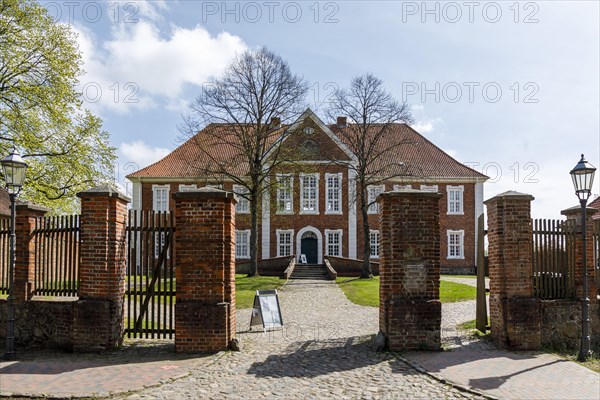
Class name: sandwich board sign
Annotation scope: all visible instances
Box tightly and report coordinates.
[249,289,283,331]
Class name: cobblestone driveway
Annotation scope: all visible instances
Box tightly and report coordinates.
[123,280,483,400]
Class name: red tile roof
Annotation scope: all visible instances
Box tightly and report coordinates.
[128,117,487,181]
[589,196,600,219]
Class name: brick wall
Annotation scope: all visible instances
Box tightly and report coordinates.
[485,191,541,350]
[378,189,442,351]
[73,186,130,352]
[173,188,236,353]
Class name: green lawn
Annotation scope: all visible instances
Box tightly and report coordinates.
[336,276,477,307]
[235,274,284,308]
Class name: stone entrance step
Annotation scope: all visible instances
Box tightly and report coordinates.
[290,264,330,280]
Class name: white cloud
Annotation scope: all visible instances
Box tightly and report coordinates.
[118,140,171,169]
[74,17,247,114]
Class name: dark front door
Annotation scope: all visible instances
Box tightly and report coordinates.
[301,237,318,264]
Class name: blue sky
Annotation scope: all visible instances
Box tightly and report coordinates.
[42,0,599,218]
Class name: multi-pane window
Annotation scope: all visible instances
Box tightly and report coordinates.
[370,230,380,258]
[236,230,250,259]
[300,174,319,213]
[153,185,169,212]
[233,185,250,214]
[420,184,439,192]
[276,175,293,213]
[277,230,293,257]
[447,230,465,259]
[326,173,342,214]
[447,186,464,215]
[325,229,342,257]
[367,185,385,214]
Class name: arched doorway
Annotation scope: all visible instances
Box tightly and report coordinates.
[300,231,318,264]
[296,226,323,264]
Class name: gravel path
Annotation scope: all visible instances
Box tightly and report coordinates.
[122,280,484,400]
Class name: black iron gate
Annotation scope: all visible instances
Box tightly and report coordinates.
[125,210,175,339]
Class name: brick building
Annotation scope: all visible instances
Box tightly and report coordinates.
[127,109,488,274]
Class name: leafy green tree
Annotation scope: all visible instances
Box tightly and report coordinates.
[0,0,115,213]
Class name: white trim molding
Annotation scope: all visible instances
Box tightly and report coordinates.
[420,184,439,193]
[348,168,357,259]
[296,226,323,264]
[474,182,484,261]
[132,181,142,210]
[261,177,270,260]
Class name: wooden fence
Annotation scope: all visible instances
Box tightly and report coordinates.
[532,218,576,299]
[33,215,80,297]
[125,210,175,339]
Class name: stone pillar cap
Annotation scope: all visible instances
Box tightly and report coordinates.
[15,201,50,213]
[561,205,598,217]
[484,190,534,205]
[77,184,131,202]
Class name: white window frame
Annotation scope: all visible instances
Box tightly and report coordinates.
[276,174,293,214]
[233,185,250,214]
[178,184,197,192]
[370,230,380,258]
[367,185,385,214]
[276,229,294,257]
[300,173,319,214]
[393,184,412,191]
[152,184,169,212]
[420,184,439,193]
[447,230,465,259]
[325,229,343,257]
[325,173,343,215]
[236,229,250,259]
[447,185,464,215]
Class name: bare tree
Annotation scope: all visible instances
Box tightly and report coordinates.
[326,74,414,278]
[180,48,307,277]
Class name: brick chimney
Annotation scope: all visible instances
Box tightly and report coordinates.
[270,117,281,127]
[337,116,347,128]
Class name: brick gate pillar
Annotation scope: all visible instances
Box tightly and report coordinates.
[173,188,236,353]
[14,203,49,301]
[378,189,442,351]
[73,186,130,352]
[485,191,540,350]
[561,206,599,300]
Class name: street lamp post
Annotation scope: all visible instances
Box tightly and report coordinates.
[1,150,28,360]
[569,154,596,362]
